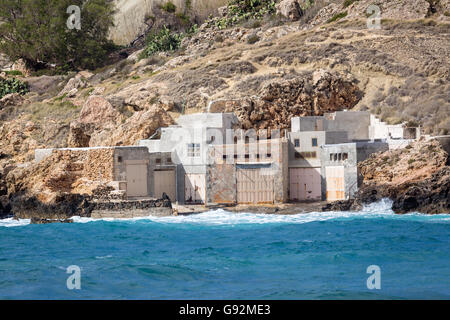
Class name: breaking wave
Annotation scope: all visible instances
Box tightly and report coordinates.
[0,217,30,228]
[1,199,449,228]
[71,198,449,226]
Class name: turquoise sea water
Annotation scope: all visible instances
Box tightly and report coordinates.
[0,200,449,300]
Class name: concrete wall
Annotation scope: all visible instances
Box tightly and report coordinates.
[320,143,358,200]
[207,139,289,205]
[320,141,389,200]
[325,111,371,141]
[291,111,371,141]
[355,141,389,163]
[288,131,348,168]
[288,131,325,168]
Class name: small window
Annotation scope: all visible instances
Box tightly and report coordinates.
[294,139,300,147]
[187,143,200,157]
[312,138,318,147]
[266,153,272,158]
[210,136,215,142]
[167,157,172,164]
[338,154,342,161]
[245,136,250,144]
[329,154,333,161]
[223,155,227,160]
[234,154,238,159]
[117,156,123,163]
[234,136,238,144]
[334,154,338,161]
[256,154,261,159]
[311,151,317,158]
[343,153,348,160]
[245,154,250,159]
[155,158,161,164]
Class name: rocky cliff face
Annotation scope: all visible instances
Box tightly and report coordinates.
[324,139,450,214]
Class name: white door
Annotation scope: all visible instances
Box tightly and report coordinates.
[126,164,148,197]
[185,174,206,204]
[325,166,345,201]
[237,168,274,204]
[154,170,176,201]
[289,168,321,201]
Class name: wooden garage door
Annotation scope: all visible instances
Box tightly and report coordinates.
[237,168,274,204]
[126,164,148,197]
[154,170,176,201]
[185,174,206,204]
[326,166,345,201]
[289,168,321,201]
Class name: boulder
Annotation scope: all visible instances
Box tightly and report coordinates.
[59,74,87,97]
[0,93,24,108]
[78,96,121,125]
[88,104,174,147]
[67,122,95,148]
[276,0,303,21]
[11,59,30,77]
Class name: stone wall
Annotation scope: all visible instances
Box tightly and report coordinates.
[84,149,115,182]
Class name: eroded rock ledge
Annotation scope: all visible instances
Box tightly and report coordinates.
[324,138,450,214]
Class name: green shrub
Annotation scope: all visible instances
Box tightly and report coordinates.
[327,11,348,23]
[140,26,185,58]
[206,0,277,30]
[3,70,23,76]
[343,0,358,8]
[0,77,29,99]
[247,34,260,44]
[161,1,177,13]
[0,0,116,71]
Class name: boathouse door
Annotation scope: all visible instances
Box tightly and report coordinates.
[236,165,274,204]
[325,166,345,201]
[154,170,176,201]
[184,174,206,204]
[289,168,321,201]
[126,163,148,197]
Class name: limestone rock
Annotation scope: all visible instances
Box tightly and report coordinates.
[0,93,24,108]
[222,70,361,130]
[0,54,12,70]
[276,0,303,21]
[67,122,95,148]
[11,59,30,77]
[59,74,87,97]
[356,139,450,214]
[89,104,174,147]
[79,96,122,125]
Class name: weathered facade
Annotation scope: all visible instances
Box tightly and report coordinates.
[140,113,240,204]
[33,111,421,208]
[320,141,389,201]
[207,138,289,205]
[34,146,175,200]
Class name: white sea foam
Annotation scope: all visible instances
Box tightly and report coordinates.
[2,199,448,228]
[70,199,450,226]
[0,217,30,228]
